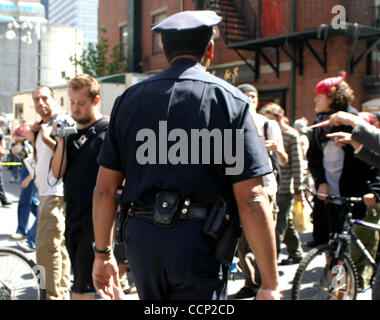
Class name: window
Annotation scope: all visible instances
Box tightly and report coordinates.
[15,103,24,119]
[120,24,128,60]
[152,12,166,55]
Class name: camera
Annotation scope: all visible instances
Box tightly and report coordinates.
[50,113,77,137]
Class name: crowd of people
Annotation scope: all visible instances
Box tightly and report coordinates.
[1,10,380,301]
[234,73,380,300]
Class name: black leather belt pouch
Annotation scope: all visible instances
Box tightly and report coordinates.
[153,191,180,228]
[202,199,227,239]
[214,223,241,265]
[114,186,129,243]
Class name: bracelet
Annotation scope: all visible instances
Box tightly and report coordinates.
[92,243,112,254]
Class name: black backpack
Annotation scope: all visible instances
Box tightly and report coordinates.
[264,121,281,186]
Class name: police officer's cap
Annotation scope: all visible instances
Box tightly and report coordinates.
[151,10,222,33]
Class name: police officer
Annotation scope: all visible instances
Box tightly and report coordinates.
[92,10,280,300]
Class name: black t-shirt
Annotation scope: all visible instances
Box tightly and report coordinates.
[64,117,108,227]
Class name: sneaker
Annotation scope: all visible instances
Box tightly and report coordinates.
[234,286,258,299]
[9,177,18,183]
[17,240,35,253]
[279,256,302,265]
[10,233,25,240]
[124,285,137,294]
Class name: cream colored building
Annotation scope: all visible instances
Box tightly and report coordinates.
[12,73,150,127]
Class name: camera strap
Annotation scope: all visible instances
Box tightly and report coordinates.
[73,119,108,150]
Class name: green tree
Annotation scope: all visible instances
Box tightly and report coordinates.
[62,27,126,80]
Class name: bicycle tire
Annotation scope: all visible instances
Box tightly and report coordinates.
[292,244,358,300]
[0,248,46,300]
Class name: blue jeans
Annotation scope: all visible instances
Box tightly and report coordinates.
[15,165,39,248]
[11,155,21,179]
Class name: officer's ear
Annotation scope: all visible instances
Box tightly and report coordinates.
[164,51,170,63]
[205,40,215,60]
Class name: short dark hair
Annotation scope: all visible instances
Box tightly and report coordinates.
[69,73,100,101]
[259,103,284,119]
[33,85,55,99]
[161,27,214,61]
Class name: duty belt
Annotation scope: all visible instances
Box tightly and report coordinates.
[128,204,209,220]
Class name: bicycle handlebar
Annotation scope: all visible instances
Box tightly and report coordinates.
[305,188,363,204]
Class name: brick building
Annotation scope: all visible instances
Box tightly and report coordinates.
[98,0,380,123]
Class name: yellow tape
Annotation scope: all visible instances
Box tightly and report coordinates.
[0,162,22,166]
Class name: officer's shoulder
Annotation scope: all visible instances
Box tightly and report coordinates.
[121,68,249,104]
[203,72,250,103]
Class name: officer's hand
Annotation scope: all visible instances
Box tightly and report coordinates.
[255,288,282,300]
[92,254,120,300]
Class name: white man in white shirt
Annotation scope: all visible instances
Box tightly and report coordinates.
[32,86,71,300]
[234,83,288,299]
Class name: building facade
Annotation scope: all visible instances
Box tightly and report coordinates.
[48,0,98,48]
[0,0,46,114]
[0,0,82,114]
[99,0,380,123]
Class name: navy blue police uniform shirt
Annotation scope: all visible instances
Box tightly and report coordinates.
[98,58,272,205]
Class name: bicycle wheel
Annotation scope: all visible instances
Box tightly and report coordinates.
[292,244,358,300]
[0,248,46,300]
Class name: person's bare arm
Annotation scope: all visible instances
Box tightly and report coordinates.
[20,174,33,189]
[50,136,67,179]
[92,166,124,300]
[0,138,6,158]
[40,124,56,150]
[233,176,280,300]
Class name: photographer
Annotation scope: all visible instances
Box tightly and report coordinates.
[32,86,71,300]
[50,74,110,300]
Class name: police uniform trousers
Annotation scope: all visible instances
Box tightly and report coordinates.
[124,215,229,300]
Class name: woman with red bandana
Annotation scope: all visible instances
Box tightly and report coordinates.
[307,72,376,247]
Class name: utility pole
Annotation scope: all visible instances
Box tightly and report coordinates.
[15,0,22,92]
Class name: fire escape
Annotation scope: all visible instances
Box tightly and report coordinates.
[205,0,380,81]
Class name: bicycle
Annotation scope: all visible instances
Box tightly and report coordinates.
[291,192,380,300]
[0,247,46,300]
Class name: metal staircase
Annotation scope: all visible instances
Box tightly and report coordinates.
[206,0,253,45]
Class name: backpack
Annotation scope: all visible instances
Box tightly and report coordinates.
[264,121,281,186]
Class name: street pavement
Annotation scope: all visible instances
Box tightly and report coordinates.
[0,165,373,300]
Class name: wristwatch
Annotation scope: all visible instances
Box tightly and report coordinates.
[92,242,112,254]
